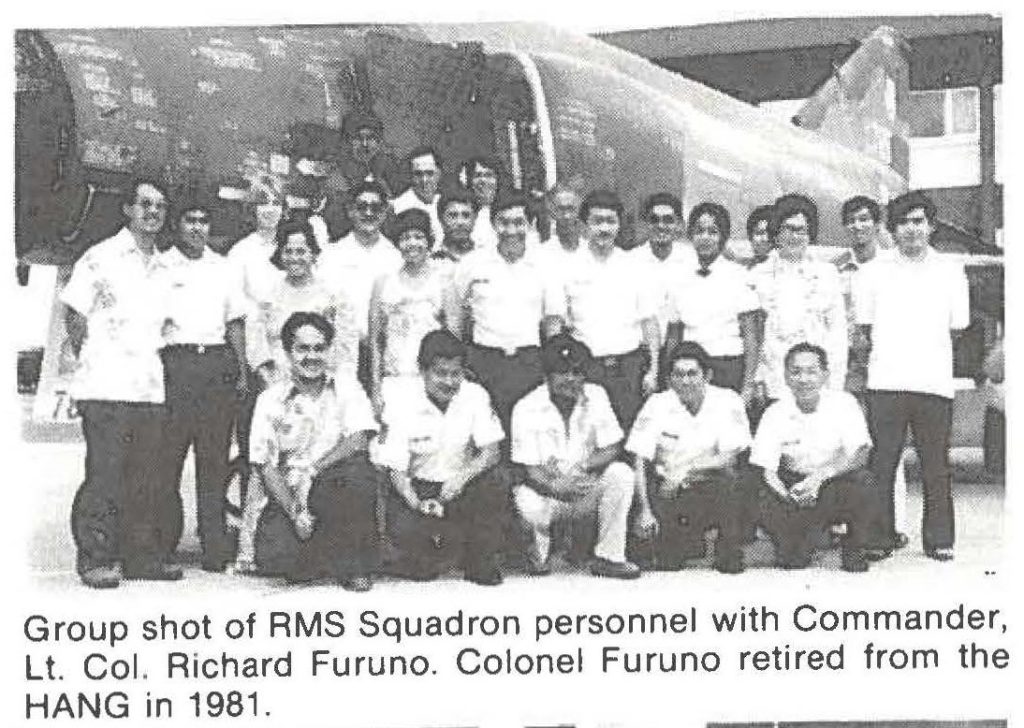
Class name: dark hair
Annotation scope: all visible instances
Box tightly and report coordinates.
[886,190,937,234]
[437,184,480,217]
[686,202,731,243]
[121,176,169,210]
[393,208,434,244]
[784,342,828,371]
[547,182,582,203]
[745,205,774,239]
[417,329,467,370]
[173,190,213,222]
[841,195,881,225]
[463,154,502,181]
[579,189,624,223]
[348,179,389,205]
[642,192,683,219]
[270,219,320,269]
[341,109,384,139]
[490,190,535,223]
[281,311,335,352]
[665,341,713,376]
[770,193,818,242]
[407,145,441,169]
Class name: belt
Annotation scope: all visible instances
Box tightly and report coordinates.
[474,342,539,358]
[162,343,229,355]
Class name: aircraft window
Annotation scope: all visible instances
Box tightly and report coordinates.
[908,90,944,138]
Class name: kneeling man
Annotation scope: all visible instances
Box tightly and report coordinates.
[373,330,510,585]
[751,342,874,572]
[627,342,750,573]
[512,334,640,579]
[248,312,380,590]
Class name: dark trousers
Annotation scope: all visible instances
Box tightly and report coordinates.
[466,344,543,434]
[160,345,239,568]
[758,467,874,563]
[707,354,745,394]
[867,390,954,550]
[587,347,648,430]
[255,453,380,579]
[649,467,744,566]
[387,465,511,570]
[71,400,170,572]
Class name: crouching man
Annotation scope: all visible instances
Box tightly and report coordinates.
[511,334,640,579]
[750,342,874,572]
[373,330,510,586]
[627,342,750,573]
[248,312,380,590]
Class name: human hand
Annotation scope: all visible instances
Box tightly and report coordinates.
[632,507,659,540]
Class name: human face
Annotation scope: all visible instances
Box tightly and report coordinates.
[178,209,210,257]
[549,190,581,237]
[893,207,933,258]
[255,202,284,232]
[493,205,529,258]
[750,219,771,259]
[410,154,440,202]
[777,212,811,262]
[398,228,431,268]
[690,212,724,261]
[123,183,167,236]
[547,369,585,403]
[350,127,382,162]
[668,356,709,407]
[280,232,316,280]
[423,356,464,407]
[584,206,620,252]
[440,201,476,242]
[471,164,498,206]
[287,325,330,381]
[845,206,878,251]
[648,203,680,246]
[784,350,826,406]
[349,192,386,235]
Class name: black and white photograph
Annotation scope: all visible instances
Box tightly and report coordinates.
[13,14,1005,593]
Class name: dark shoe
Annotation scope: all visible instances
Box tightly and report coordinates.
[341,575,373,592]
[713,556,746,575]
[201,558,228,573]
[841,549,870,573]
[124,561,183,581]
[894,532,910,550]
[80,564,122,589]
[525,555,552,576]
[590,557,641,580]
[863,547,893,562]
[465,565,504,586]
[925,547,955,562]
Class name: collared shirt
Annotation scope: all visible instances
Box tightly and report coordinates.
[512,383,623,468]
[562,243,657,357]
[373,377,504,482]
[318,232,402,339]
[838,247,898,363]
[750,390,870,476]
[376,264,448,376]
[628,241,699,341]
[59,227,166,403]
[249,376,378,468]
[751,255,847,399]
[668,256,758,358]
[626,386,751,484]
[453,246,566,351]
[471,207,498,250]
[392,188,444,245]
[853,249,969,399]
[155,248,246,346]
[226,231,282,306]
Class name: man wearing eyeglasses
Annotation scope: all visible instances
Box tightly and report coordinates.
[155,193,249,573]
[60,177,178,588]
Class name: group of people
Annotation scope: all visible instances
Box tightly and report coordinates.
[60,113,970,590]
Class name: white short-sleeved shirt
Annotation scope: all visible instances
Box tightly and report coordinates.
[376,265,447,376]
[59,228,166,403]
[373,377,504,482]
[226,231,282,306]
[155,248,246,346]
[249,377,378,468]
[626,386,751,484]
[854,250,970,399]
[750,390,871,475]
[512,383,623,468]
[318,233,402,339]
[471,207,498,250]
[628,241,699,341]
[668,255,758,358]
[392,188,444,245]
[562,244,657,357]
[453,247,567,351]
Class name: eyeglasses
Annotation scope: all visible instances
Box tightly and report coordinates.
[649,214,677,225]
[780,223,810,236]
[354,201,384,214]
[183,214,210,224]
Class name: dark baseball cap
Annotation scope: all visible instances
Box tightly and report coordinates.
[541,334,591,374]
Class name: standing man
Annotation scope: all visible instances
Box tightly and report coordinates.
[392,146,444,244]
[448,191,566,431]
[61,177,179,587]
[373,330,510,585]
[156,194,248,572]
[463,156,502,250]
[855,191,969,561]
[248,312,380,590]
[750,343,874,572]
[512,334,641,579]
[627,342,751,573]
[562,190,660,429]
[431,185,480,266]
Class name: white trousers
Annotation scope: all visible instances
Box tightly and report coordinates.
[513,462,633,564]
